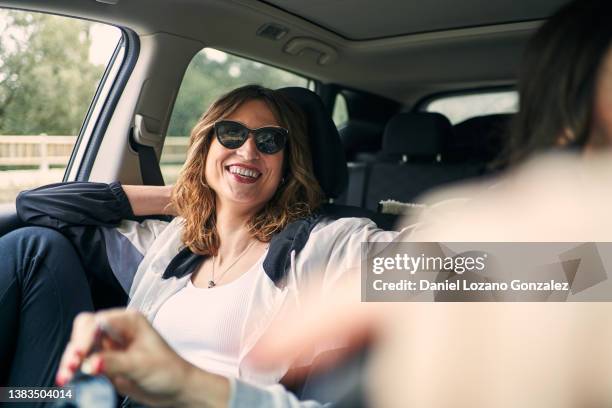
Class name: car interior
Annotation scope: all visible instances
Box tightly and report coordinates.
[0,0,569,232]
[0,0,573,405]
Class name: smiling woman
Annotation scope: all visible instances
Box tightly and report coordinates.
[174,86,323,257]
[1,84,410,407]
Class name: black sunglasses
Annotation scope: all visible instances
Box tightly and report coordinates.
[213,120,288,155]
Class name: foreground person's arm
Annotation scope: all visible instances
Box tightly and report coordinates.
[57,310,329,408]
[252,284,612,408]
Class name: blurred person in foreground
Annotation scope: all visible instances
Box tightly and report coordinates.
[260,1,612,407]
[56,0,612,407]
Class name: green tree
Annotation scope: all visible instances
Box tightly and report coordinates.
[167,50,308,137]
[0,10,104,135]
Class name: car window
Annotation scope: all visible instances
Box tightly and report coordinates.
[332,93,348,127]
[161,48,309,184]
[424,91,518,125]
[0,9,122,205]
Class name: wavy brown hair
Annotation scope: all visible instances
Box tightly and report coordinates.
[171,85,324,255]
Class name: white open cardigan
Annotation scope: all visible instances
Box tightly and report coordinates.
[123,215,405,407]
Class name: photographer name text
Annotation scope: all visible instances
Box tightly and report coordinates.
[372,279,570,292]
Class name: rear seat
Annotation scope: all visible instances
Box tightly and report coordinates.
[363,112,483,210]
[334,119,384,206]
[338,119,384,163]
[339,112,514,213]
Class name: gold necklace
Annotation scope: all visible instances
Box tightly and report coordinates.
[209,240,256,288]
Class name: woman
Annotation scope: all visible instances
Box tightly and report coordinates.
[1,85,400,406]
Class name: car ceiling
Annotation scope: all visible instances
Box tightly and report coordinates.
[1,0,570,106]
[261,0,566,40]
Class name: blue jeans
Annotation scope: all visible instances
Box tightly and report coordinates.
[0,227,94,401]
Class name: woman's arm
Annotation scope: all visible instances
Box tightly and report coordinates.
[16,181,134,228]
[295,217,414,297]
[122,184,175,216]
[16,182,173,306]
[16,182,175,227]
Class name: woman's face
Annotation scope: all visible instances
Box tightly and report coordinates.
[204,99,285,212]
[590,45,612,148]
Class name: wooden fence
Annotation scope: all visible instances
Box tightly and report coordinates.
[0,135,190,170]
[0,135,77,170]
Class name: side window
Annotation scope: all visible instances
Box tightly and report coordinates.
[161,48,309,184]
[332,93,348,127]
[0,10,122,205]
[424,91,518,124]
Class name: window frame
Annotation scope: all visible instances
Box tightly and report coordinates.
[69,26,139,181]
[0,7,136,182]
[0,8,137,234]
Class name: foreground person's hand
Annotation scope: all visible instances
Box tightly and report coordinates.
[56,309,229,408]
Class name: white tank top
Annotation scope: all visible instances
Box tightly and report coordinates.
[152,254,263,378]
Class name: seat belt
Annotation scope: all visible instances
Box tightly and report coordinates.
[131,114,165,186]
[136,142,165,186]
[345,162,369,207]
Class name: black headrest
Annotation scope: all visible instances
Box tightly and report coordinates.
[381,112,452,157]
[338,119,384,162]
[449,113,514,162]
[278,87,348,199]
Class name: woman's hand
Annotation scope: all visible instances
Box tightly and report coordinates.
[122,185,176,216]
[56,309,229,408]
